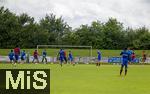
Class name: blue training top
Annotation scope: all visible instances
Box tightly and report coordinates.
[21,51,26,58]
[9,52,14,59]
[42,51,47,57]
[69,53,73,59]
[59,50,64,59]
[128,50,133,56]
[120,50,129,60]
[97,51,101,60]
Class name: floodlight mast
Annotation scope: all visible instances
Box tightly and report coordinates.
[37,45,93,58]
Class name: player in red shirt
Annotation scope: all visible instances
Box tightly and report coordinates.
[32,50,39,64]
[131,52,136,63]
[142,51,146,63]
[14,45,20,64]
[63,50,67,64]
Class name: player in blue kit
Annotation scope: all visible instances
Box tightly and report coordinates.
[42,49,47,63]
[68,51,75,66]
[58,49,64,67]
[96,50,101,66]
[8,50,14,63]
[120,48,130,76]
[21,50,26,63]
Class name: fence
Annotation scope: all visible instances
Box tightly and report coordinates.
[0,56,150,64]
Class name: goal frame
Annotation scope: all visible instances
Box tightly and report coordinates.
[37,45,93,58]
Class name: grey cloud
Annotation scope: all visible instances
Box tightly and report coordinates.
[1,0,150,29]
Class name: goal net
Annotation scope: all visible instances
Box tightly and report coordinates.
[36,45,93,64]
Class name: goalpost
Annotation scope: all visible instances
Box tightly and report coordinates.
[37,45,93,58]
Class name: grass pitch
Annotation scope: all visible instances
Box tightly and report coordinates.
[0,64,150,94]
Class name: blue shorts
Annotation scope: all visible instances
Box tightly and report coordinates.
[69,58,73,62]
[122,60,128,68]
[60,57,64,62]
[98,58,101,62]
[9,58,14,61]
[21,56,25,60]
[15,55,19,61]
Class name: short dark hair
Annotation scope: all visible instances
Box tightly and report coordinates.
[124,48,127,50]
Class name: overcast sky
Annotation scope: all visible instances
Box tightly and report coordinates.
[1,0,150,29]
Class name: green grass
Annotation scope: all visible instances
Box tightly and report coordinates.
[0,49,150,57]
[0,64,150,94]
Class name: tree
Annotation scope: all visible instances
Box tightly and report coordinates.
[0,7,18,48]
[0,6,150,49]
[39,14,71,45]
[102,18,125,49]
[132,27,150,49]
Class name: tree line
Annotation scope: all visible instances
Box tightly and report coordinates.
[0,6,150,49]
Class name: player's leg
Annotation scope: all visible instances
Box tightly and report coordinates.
[45,57,47,63]
[142,58,144,63]
[22,57,25,64]
[96,62,98,66]
[36,57,39,63]
[10,58,15,64]
[11,60,14,64]
[35,58,39,64]
[15,55,18,64]
[43,57,47,64]
[96,60,98,66]
[125,64,128,76]
[97,62,99,66]
[14,55,16,64]
[32,58,34,63]
[64,57,66,64]
[42,57,44,63]
[98,61,101,66]
[10,58,13,63]
[35,58,37,64]
[64,57,67,64]
[60,59,63,67]
[13,58,15,64]
[71,59,75,66]
[24,57,26,64]
[144,57,146,63]
[21,57,23,64]
[97,59,100,66]
[120,64,124,76]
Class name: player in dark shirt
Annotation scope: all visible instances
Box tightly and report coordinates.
[42,49,47,63]
[32,50,39,64]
